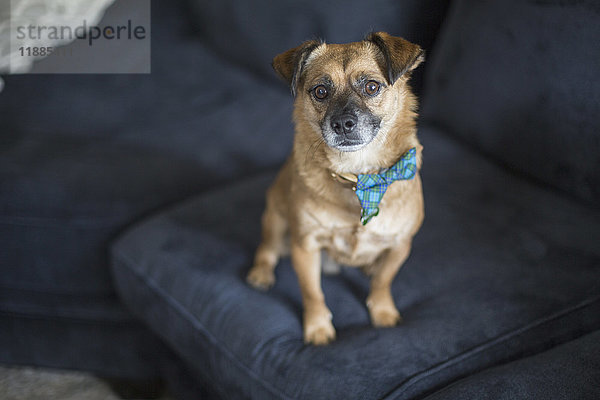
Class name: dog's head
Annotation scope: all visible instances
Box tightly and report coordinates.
[273,32,424,152]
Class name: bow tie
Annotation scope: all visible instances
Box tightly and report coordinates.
[355,147,418,225]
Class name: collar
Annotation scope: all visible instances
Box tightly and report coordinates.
[329,147,418,224]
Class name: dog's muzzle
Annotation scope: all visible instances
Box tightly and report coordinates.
[322,111,381,152]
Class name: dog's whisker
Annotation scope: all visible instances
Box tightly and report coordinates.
[305,137,325,166]
[313,140,325,163]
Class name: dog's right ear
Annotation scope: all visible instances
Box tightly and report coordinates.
[272,40,322,97]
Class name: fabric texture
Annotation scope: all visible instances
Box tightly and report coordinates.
[424,330,600,400]
[356,147,417,224]
[110,126,600,399]
[0,0,291,377]
[422,0,600,205]
[186,0,450,95]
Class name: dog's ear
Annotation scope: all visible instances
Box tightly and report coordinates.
[272,40,322,97]
[366,32,424,85]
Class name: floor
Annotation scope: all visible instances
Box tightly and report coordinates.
[0,365,172,400]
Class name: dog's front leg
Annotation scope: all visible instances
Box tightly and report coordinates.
[291,242,335,345]
[367,241,412,327]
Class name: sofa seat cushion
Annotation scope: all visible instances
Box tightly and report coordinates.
[424,330,600,400]
[110,126,600,399]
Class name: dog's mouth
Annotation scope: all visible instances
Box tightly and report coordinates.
[332,137,371,152]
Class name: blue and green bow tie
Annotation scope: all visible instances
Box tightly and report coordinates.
[355,147,418,225]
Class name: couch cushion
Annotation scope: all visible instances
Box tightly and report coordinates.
[0,74,292,295]
[421,0,600,204]
[187,0,450,92]
[0,0,294,376]
[0,0,293,301]
[111,125,600,399]
[0,312,167,379]
[424,330,600,400]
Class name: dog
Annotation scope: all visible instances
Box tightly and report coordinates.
[247,32,425,345]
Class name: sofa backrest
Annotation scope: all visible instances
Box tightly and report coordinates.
[422,0,600,205]
[187,0,449,92]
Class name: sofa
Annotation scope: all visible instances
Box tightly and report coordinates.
[1,0,599,399]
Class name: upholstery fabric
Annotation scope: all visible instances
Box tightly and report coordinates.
[111,126,600,399]
[424,330,600,400]
[422,0,600,204]
[187,0,450,93]
[0,0,292,376]
[0,313,165,379]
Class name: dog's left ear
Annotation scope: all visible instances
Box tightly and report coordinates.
[272,40,322,97]
[366,32,425,85]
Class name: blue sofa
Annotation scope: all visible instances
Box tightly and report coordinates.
[2,0,599,398]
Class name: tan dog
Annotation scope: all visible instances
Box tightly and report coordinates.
[247,32,425,345]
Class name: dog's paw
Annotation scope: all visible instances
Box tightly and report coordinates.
[367,294,402,327]
[304,318,336,346]
[246,265,275,291]
[370,306,402,327]
[303,306,336,345]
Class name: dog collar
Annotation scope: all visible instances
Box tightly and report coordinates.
[330,147,418,225]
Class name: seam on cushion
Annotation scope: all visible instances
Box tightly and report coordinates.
[381,294,600,399]
[421,328,600,400]
[112,248,293,400]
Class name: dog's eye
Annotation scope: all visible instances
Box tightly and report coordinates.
[313,85,328,100]
[364,81,381,96]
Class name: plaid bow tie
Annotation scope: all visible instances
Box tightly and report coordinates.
[356,147,417,225]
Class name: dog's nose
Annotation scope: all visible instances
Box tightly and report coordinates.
[330,114,358,135]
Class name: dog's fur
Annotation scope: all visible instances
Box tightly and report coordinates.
[247,32,425,345]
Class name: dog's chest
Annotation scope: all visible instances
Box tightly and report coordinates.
[331,228,395,265]
[298,176,422,266]
[312,218,404,267]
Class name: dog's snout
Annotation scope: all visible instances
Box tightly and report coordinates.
[330,114,358,135]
